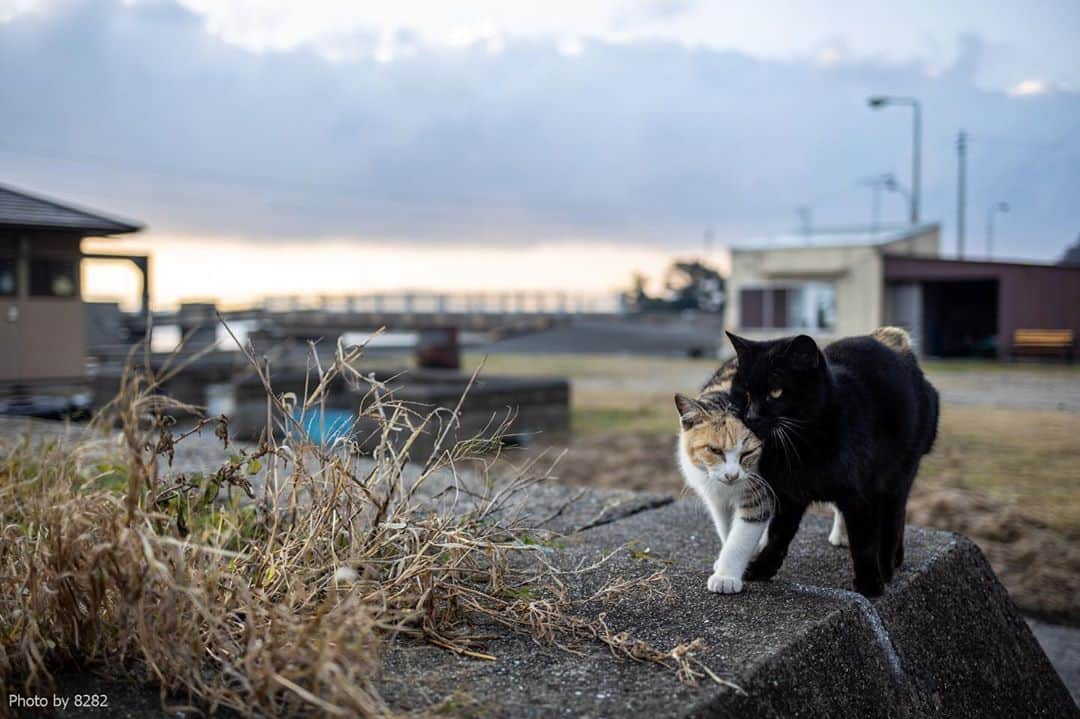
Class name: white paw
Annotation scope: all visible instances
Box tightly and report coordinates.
[707,573,743,594]
[828,529,849,547]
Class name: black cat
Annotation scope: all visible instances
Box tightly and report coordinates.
[725,330,939,596]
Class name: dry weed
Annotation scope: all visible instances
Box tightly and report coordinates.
[0,330,728,716]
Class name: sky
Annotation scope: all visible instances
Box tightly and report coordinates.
[1,0,1078,307]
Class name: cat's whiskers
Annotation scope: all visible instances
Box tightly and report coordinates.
[745,470,777,508]
[771,424,795,474]
[777,422,804,465]
[773,417,807,469]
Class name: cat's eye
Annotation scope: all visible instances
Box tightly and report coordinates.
[768,387,783,399]
[707,445,723,455]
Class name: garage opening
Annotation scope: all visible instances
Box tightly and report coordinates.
[921,279,999,357]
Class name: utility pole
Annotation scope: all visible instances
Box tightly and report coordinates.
[957,130,967,259]
[912,102,922,224]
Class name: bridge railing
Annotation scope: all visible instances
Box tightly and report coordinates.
[257,291,623,315]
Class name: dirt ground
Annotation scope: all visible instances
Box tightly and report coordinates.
[522,430,1080,625]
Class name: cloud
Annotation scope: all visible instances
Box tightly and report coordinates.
[1009,79,1049,97]
[613,0,700,29]
[0,0,1078,262]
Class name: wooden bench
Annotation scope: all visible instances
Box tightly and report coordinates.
[1012,329,1075,362]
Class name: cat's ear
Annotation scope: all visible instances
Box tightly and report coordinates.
[725,332,757,365]
[785,334,821,371]
[675,393,706,429]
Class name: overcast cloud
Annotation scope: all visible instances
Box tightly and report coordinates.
[0,0,1077,260]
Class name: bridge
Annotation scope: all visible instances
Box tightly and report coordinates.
[139,291,625,342]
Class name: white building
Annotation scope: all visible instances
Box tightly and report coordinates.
[724,224,940,345]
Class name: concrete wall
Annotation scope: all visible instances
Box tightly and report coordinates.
[726,243,884,346]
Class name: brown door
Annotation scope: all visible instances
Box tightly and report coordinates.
[19,254,85,381]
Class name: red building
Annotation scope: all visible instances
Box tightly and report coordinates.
[883,255,1080,358]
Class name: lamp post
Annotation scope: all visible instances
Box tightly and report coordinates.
[867,95,922,225]
[986,201,1009,259]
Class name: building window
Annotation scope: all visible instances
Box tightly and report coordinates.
[739,282,836,331]
[30,258,79,298]
[0,259,14,296]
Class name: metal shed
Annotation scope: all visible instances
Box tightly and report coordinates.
[883,255,1080,358]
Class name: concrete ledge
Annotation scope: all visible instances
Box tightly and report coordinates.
[22,456,1076,717]
[380,498,1076,718]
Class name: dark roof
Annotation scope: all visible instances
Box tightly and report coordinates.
[0,183,142,235]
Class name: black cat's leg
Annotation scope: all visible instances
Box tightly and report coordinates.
[878,496,903,583]
[892,472,917,571]
[744,497,808,581]
[893,503,906,570]
[837,498,884,597]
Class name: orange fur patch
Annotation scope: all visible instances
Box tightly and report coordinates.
[682,412,761,468]
[871,326,912,354]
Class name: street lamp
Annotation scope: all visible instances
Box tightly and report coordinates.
[986,201,1009,259]
[857,173,892,233]
[867,95,922,225]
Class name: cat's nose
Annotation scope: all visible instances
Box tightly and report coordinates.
[722,470,739,483]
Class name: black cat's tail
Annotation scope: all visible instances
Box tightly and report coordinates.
[871,326,939,456]
[920,381,940,456]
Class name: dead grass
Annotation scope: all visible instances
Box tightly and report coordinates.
[920,405,1080,538]
[0,338,732,717]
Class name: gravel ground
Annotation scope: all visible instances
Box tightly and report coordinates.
[929,369,1080,412]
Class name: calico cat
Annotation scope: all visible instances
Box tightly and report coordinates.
[675,358,772,594]
[726,327,939,597]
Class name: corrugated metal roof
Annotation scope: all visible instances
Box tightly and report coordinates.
[0,183,142,235]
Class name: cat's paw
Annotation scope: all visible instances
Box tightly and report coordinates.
[854,575,884,597]
[743,556,780,582]
[707,573,743,594]
[827,528,849,547]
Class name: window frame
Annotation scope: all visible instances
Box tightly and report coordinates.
[28,256,81,299]
[738,281,837,332]
[0,257,16,297]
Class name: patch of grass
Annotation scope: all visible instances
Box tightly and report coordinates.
[462,352,717,385]
[921,405,1080,538]
[573,406,673,436]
